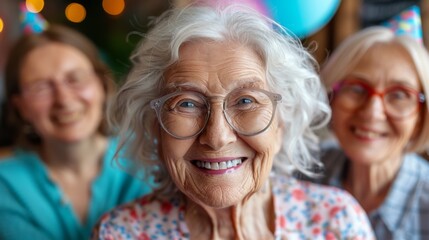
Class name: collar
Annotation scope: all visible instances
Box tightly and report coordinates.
[374,154,421,233]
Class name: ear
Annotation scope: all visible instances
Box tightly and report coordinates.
[153,120,164,163]
[273,121,284,155]
[12,95,30,122]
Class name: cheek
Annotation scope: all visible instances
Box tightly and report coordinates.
[331,107,350,132]
[243,126,279,181]
[395,117,419,142]
[159,133,194,182]
[20,100,51,123]
[79,84,105,104]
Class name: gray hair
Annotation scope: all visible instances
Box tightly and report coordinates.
[321,26,429,153]
[110,4,331,195]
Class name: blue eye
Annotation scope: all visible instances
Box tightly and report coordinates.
[238,98,253,105]
[179,101,196,108]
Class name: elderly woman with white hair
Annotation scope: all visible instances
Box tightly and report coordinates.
[302,26,429,240]
[93,4,375,239]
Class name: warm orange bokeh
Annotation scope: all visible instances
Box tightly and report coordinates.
[65,3,86,23]
[102,0,125,16]
[26,0,44,13]
[0,18,4,33]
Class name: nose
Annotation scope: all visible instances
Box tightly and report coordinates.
[199,104,237,150]
[52,81,75,106]
[357,94,387,120]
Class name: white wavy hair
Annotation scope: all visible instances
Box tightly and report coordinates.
[109,4,331,195]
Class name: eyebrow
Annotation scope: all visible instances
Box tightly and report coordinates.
[345,74,420,89]
[163,77,265,93]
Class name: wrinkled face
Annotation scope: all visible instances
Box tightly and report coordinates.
[331,43,421,165]
[14,43,105,143]
[159,40,282,208]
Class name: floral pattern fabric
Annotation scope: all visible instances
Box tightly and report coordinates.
[93,175,374,240]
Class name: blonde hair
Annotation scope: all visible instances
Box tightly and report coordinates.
[321,26,429,153]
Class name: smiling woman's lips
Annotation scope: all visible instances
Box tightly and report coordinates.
[352,126,387,139]
[191,157,246,174]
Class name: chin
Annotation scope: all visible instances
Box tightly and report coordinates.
[191,188,248,209]
[53,131,98,143]
[195,197,240,209]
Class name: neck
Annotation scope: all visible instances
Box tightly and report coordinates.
[185,181,274,240]
[39,134,108,223]
[344,154,403,212]
[40,134,107,175]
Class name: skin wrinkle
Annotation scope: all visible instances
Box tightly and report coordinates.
[331,42,422,212]
[159,40,281,239]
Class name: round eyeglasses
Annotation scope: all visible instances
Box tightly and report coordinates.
[331,79,426,119]
[20,70,98,100]
[150,88,282,139]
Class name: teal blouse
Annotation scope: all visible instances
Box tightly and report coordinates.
[0,138,152,240]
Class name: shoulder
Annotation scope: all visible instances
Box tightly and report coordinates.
[403,154,429,201]
[0,149,37,179]
[403,153,429,184]
[93,138,153,203]
[295,143,347,185]
[273,175,363,212]
[320,141,347,165]
[274,176,357,204]
[0,147,13,159]
[272,176,375,239]
[98,137,137,179]
[93,194,186,239]
[410,153,429,172]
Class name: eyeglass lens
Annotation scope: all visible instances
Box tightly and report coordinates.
[333,80,424,118]
[153,88,280,139]
[21,70,96,98]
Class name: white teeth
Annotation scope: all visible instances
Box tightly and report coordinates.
[212,162,219,170]
[195,159,243,170]
[204,162,210,169]
[354,128,381,138]
[219,162,227,169]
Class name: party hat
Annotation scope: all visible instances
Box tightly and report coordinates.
[381,5,423,43]
[19,2,48,34]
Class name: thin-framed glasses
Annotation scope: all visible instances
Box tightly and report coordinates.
[20,69,98,99]
[331,79,425,119]
[150,88,282,139]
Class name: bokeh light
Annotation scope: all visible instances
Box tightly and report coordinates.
[65,3,86,23]
[0,18,3,33]
[26,0,44,13]
[102,0,125,16]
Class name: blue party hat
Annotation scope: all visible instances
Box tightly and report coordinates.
[381,5,423,44]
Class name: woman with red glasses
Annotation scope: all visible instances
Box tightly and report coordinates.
[303,26,429,239]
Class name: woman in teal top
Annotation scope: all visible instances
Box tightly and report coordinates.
[0,25,151,239]
[0,138,150,239]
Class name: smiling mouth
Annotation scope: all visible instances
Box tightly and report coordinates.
[353,127,386,138]
[192,158,245,170]
[54,111,82,124]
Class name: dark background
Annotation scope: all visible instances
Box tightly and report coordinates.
[0,0,171,81]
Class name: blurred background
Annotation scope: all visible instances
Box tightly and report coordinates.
[0,0,428,147]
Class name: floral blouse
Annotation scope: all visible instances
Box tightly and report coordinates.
[93,175,374,239]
